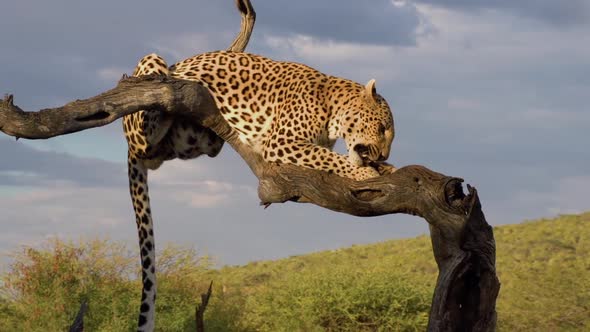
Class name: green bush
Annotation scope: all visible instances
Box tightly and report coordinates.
[0,239,214,331]
[242,266,430,331]
[0,239,138,331]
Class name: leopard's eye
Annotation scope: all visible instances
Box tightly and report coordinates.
[378,123,386,134]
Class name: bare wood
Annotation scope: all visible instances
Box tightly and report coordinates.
[68,300,88,332]
[195,281,214,332]
[1,75,499,331]
[0,76,217,140]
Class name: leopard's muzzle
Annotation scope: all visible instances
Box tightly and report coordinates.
[353,144,386,165]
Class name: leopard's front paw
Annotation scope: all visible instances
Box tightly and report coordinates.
[351,166,380,181]
[369,161,397,176]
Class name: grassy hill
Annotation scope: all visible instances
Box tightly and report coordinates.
[1,213,589,331]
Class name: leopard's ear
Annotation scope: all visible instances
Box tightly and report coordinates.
[365,79,377,101]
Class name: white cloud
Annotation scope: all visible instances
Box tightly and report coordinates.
[519,108,590,128]
[133,159,258,209]
[149,33,218,63]
[513,175,590,217]
[411,4,590,73]
[447,98,481,111]
[265,34,392,62]
[0,170,39,178]
[413,0,590,27]
[156,180,255,209]
[264,34,399,83]
[1,186,128,225]
[262,3,589,92]
[171,191,229,209]
[392,0,407,8]
[0,171,256,266]
[423,104,590,130]
[203,180,234,193]
[149,160,209,185]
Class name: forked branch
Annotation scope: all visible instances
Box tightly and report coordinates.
[195,281,214,332]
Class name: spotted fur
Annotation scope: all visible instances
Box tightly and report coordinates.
[122,1,255,329]
[122,8,394,332]
[123,51,395,331]
[127,51,394,178]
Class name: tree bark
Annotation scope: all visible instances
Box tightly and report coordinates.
[195,281,213,332]
[0,75,499,331]
[68,300,88,332]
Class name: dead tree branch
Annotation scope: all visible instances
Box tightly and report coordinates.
[1,75,499,331]
[0,76,216,140]
[195,281,214,332]
[68,300,88,332]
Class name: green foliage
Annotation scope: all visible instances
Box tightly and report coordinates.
[154,246,218,331]
[0,238,139,331]
[241,266,430,331]
[0,239,213,331]
[0,213,589,331]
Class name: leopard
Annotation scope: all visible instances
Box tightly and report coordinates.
[121,1,394,331]
[126,52,395,178]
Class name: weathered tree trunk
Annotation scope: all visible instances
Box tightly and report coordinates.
[0,75,499,331]
[427,184,499,332]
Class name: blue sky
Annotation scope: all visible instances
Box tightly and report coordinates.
[1,0,589,266]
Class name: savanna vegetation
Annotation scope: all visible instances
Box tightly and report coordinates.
[0,212,588,331]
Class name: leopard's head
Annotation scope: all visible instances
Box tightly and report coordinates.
[341,79,394,166]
